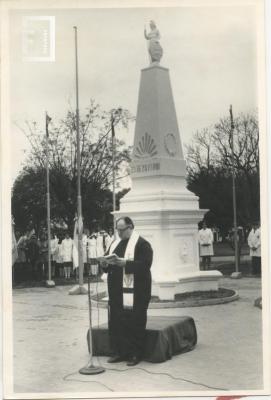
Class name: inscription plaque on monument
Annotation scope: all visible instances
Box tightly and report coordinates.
[131,162,160,174]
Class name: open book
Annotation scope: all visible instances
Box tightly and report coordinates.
[96,253,118,263]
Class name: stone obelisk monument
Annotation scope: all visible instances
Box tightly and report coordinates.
[115,21,222,300]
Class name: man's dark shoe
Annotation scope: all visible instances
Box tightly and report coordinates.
[107,355,125,363]
[126,356,140,366]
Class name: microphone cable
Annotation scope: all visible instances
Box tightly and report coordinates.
[93,271,228,392]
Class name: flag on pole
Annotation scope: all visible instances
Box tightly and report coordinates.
[46,113,52,137]
[78,214,83,236]
[111,115,115,138]
[72,214,84,270]
[73,216,79,270]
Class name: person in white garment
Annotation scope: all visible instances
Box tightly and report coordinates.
[106,228,115,250]
[96,229,111,275]
[55,233,64,278]
[87,232,98,276]
[61,231,73,279]
[82,229,88,277]
[50,231,58,278]
[247,221,261,276]
[198,221,214,270]
[96,229,108,256]
[73,228,89,279]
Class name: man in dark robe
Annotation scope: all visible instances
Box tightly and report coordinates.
[101,216,153,366]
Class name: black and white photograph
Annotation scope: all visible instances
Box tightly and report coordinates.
[1,0,271,398]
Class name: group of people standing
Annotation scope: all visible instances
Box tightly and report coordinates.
[198,220,261,276]
[14,220,262,283]
[14,227,114,283]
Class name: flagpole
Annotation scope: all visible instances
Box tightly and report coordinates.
[111,113,117,239]
[230,105,241,279]
[69,26,87,295]
[45,112,55,288]
[74,26,84,289]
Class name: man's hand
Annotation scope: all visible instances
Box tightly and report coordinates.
[103,254,117,264]
[100,260,109,269]
[115,257,126,267]
[107,256,126,267]
[97,254,117,266]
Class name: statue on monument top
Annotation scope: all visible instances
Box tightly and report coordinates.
[144,20,163,65]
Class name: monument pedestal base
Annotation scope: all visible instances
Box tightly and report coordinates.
[152,270,222,300]
[114,208,222,301]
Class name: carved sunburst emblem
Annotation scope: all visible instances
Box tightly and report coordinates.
[134,132,157,159]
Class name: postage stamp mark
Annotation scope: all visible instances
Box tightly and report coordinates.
[22,16,55,62]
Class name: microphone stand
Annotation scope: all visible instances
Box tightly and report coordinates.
[79,276,105,375]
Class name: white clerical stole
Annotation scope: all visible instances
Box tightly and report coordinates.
[109,231,140,308]
[122,247,135,308]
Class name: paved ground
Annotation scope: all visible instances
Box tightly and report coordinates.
[12,277,263,395]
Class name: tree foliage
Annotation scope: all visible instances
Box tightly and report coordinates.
[12,101,133,233]
[186,111,260,236]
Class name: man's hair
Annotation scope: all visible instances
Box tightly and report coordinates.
[116,216,134,229]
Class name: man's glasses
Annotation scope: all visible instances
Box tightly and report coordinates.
[116,226,130,232]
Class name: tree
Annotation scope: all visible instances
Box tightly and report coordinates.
[186,111,260,237]
[12,167,47,234]
[12,101,133,233]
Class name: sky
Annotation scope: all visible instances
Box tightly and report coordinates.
[9,3,259,183]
